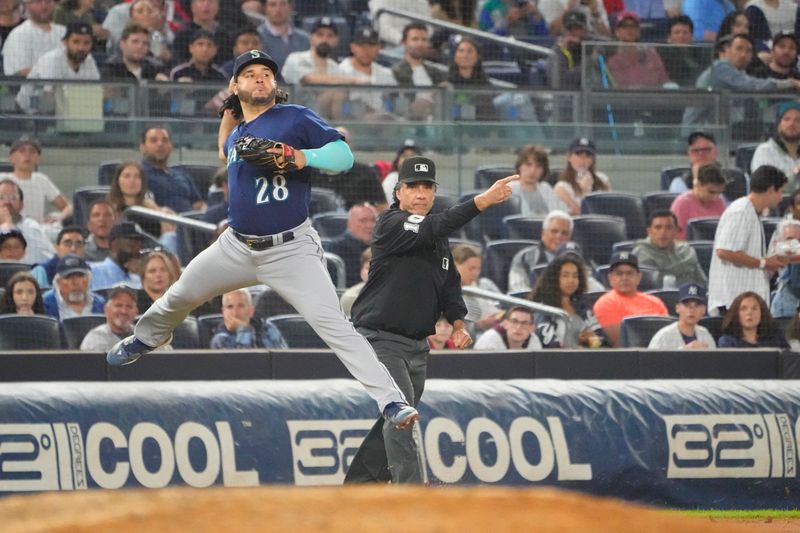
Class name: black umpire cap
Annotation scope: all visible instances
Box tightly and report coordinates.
[398,156,436,184]
[233,49,279,77]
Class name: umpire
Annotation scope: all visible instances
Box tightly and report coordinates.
[345,156,519,484]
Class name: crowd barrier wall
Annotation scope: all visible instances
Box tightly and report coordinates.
[0,379,797,509]
[1,349,798,382]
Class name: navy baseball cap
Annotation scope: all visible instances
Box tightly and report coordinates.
[312,16,338,35]
[65,21,93,40]
[56,254,90,277]
[189,29,217,46]
[609,250,639,271]
[773,30,798,48]
[398,156,436,184]
[568,137,596,155]
[0,228,26,248]
[233,49,279,77]
[352,26,379,45]
[556,241,583,260]
[687,131,716,145]
[563,11,586,29]
[109,221,145,242]
[678,283,707,304]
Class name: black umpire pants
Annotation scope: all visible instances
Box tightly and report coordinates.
[344,327,428,484]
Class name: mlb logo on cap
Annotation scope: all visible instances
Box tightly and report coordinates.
[414,163,429,172]
[398,156,437,184]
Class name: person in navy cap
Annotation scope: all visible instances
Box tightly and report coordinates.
[42,254,105,321]
[554,137,612,216]
[648,283,716,349]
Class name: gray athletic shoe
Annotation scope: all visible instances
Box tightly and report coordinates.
[106,336,153,366]
[383,402,419,429]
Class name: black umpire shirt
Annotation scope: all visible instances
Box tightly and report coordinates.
[352,200,480,340]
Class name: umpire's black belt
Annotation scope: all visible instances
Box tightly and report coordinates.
[232,229,294,250]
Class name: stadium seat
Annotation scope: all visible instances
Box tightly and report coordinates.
[0,314,62,349]
[763,217,781,246]
[582,290,606,311]
[620,315,677,348]
[462,190,522,242]
[734,143,758,174]
[0,262,32,287]
[571,215,627,266]
[503,215,545,240]
[698,316,723,342]
[687,240,714,277]
[482,239,538,293]
[660,166,689,190]
[191,294,223,318]
[474,165,515,189]
[647,289,679,316]
[324,252,346,289]
[642,191,678,219]
[254,288,297,320]
[73,186,111,227]
[581,192,647,239]
[175,209,211,266]
[686,217,719,241]
[197,313,224,348]
[170,163,218,200]
[611,240,636,254]
[311,212,348,238]
[595,265,661,291]
[775,193,792,217]
[449,238,483,252]
[171,316,200,349]
[61,314,106,349]
[97,160,120,185]
[723,168,748,203]
[266,313,327,349]
[310,187,345,215]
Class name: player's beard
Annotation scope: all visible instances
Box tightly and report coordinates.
[238,86,276,108]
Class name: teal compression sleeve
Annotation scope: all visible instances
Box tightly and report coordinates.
[301,139,354,172]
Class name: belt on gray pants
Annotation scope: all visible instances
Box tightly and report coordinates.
[232,229,294,251]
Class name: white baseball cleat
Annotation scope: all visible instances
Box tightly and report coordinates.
[383,402,419,429]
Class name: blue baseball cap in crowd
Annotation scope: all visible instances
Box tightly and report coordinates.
[568,137,596,155]
[609,250,638,271]
[56,254,90,277]
[678,283,707,304]
[233,49,279,77]
[556,241,584,261]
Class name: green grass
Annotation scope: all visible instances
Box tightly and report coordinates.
[675,510,800,520]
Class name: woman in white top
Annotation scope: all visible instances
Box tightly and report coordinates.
[510,144,566,216]
[453,243,503,336]
[553,137,611,216]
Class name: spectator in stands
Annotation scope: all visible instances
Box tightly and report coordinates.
[539,0,611,37]
[338,27,398,118]
[671,163,727,240]
[593,251,669,346]
[3,0,65,77]
[168,29,226,82]
[104,0,175,66]
[80,285,139,351]
[85,199,117,262]
[447,35,498,122]
[606,11,670,89]
[474,305,542,350]
[392,23,446,119]
[90,221,145,290]
[708,165,788,314]
[0,0,24,53]
[17,21,100,113]
[53,0,109,49]
[172,0,232,65]
[768,216,800,317]
[695,34,800,92]
[623,0,665,18]
[669,131,721,193]
[381,139,421,205]
[634,210,708,286]
[43,254,105,321]
[659,15,706,88]
[210,288,287,349]
[100,23,160,81]
[326,203,377,288]
[454,243,503,335]
[0,178,55,264]
[785,307,800,351]
[0,271,45,315]
[427,315,457,349]
[202,166,228,228]
[648,282,716,349]
[718,290,789,348]
[531,254,608,348]
[747,31,800,81]
[31,225,86,289]
[340,247,371,317]
[546,10,586,90]
[554,137,611,216]
[430,0,477,27]
[222,26,262,78]
[508,211,571,292]
[744,1,799,48]
[369,0,432,46]
[478,0,548,39]
[136,249,178,310]
[751,101,800,185]
[510,144,564,216]
[0,228,25,261]
[683,0,735,41]
[257,0,308,72]
[0,135,72,225]
[139,126,206,213]
[310,128,386,211]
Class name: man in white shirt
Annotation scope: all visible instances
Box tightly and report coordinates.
[539,0,610,37]
[80,285,139,351]
[474,306,543,350]
[0,178,55,264]
[17,21,100,113]
[282,17,354,85]
[3,0,65,76]
[338,27,397,116]
[708,165,788,314]
[648,283,716,349]
[751,101,800,187]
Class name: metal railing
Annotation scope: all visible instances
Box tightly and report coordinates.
[462,286,569,321]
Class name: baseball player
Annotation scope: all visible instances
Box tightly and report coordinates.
[345,156,520,484]
[107,49,418,429]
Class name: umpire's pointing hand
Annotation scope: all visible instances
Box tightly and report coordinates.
[474,174,520,211]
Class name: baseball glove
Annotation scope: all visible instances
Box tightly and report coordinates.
[234,135,299,171]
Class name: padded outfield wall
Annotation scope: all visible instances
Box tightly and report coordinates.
[0,379,797,509]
